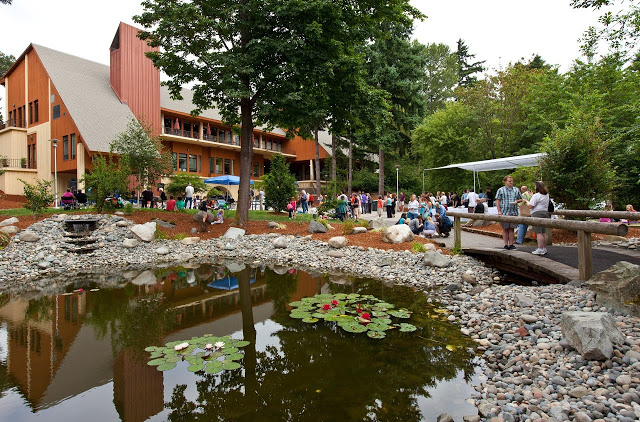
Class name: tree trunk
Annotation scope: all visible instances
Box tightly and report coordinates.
[236,97,254,226]
[238,267,257,397]
[378,145,384,196]
[348,133,353,196]
[314,126,322,196]
[331,133,337,182]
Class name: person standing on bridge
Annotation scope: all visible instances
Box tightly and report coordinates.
[495,175,522,250]
[525,181,550,255]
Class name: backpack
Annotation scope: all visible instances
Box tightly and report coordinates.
[548,198,554,213]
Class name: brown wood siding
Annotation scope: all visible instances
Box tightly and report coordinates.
[27,50,49,124]
[50,83,82,173]
[110,23,161,135]
[6,59,26,122]
[283,133,330,161]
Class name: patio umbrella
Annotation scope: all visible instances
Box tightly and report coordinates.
[174,118,180,130]
[206,123,211,136]
[207,275,256,290]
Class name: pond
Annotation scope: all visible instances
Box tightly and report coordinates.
[0,263,484,421]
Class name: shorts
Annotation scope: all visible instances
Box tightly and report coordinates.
[500,222,518,229]
[531,211,550,233]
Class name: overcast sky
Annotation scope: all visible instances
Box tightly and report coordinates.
[1,0,606,117]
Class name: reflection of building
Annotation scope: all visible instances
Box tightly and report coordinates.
[113,348,163,422]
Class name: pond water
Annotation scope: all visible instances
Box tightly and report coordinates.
[0,263,484,421]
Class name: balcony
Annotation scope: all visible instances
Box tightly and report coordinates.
[0,118,27,131]
[0,157,36,169]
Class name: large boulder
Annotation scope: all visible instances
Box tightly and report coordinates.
[130,222,156,242]
[0,217,19,227]
[423,250,451,268]
[0,226,19,235]
[181,237,201,245]
[560,312,625,360]
[19,232,40,242]
[268,221,280,229]
[308,220,327,233]
[352,226,367,234]
[222,227,245,240]
[273,236,289,249]
[193,211,215,224]
[586,261,640,316]
[368,217,387,230]
[381,224,414,244]
[328,236,347,249]
[122,238,139,248]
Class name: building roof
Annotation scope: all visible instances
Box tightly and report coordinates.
[34,44,136,153]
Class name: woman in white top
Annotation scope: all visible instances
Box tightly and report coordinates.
[526,181,550,255]
[407,194,420,220]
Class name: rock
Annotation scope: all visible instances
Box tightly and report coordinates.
[308,220,327,233]
[379,256,393,267]
[477,402,496,418]
[463,417,481,422]
[152,219,175,228]
[181,237,201,245]
[177,252,194,261]
[19,232,40,242]
[193,211,215,224]
[116,220,129,227]
[190,228,198,234]
[352,227,367,234]
[268,221,280,229]
[224,243,235,251]
[381,225,414,244]
[423,251,451,268]
[560,312,625,360]
[616,374,632,386]
[155,246,169,255]
[328,236,347,249]
[131,270,157,286]
[586,261,640,316]
[0,217,19,227]
[326,250,345,258]
[368,217,387,230]
[515,293,535,307]
[424,243,437,251]
[604,235,628,242]
[548,406,569,421]
[130,222,157,242]
[222,227,245,240]
[37,261,51,269]
[520,314,538,323]
[462,270,476,285]
[0,226,19,234]
[122,238,139,248]
[573,412,592,422]
[569,386,590,398]
[436,413,454,422]
[273,237,289,249]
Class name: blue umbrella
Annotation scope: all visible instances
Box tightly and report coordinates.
[207,276,256,290]
[203,176,254,185]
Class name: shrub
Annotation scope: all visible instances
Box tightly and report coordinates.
[318,219,329,229]
[81,155,130,213]
[20,178,56,219]
[318,197,338,215]
[356,219,369,228]
[165,173,207,198]
[342,220,355,236]
[124,202,134,215]
[411,242,427,253]
[155,229,169,240]
[263,154,297,212]
[173,233,188,240]
[0,231,11,248]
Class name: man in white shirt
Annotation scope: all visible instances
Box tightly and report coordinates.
[467,189,479,214]
[259,187,265,210]
[185,182,195,209]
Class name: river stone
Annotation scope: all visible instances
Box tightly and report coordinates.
[381,224,414,244]
[328,236,347,248]
[560,311,625,360]
[222,227,245,240]
[130,222,156,242]
[569,386,590,398]
[122,238,139,248]
[586,261,640,316]
[268,221,280,229]
[152,219,175,229]
[308,220,327,233]
[177,252,194,261]
[0,226,19,235]
[326,250,345,258]
[462,270,476,285]
[273,237,288,249]
[368,217,387,230]
[423,251,451,268]
[155,246,169,255]
[0,217,19,227]
[181,237,201,245]
[604,235,628,242]
[436,413,454,422]
[19,232,40,242]
[352,227,367,234]
[116,220,129,227]
[515,293,535,307]
[131,270,157,286]
[462,417,481,422]
[520,314,538,323]
[424,243,437,251]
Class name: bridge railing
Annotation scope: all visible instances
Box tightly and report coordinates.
[552,210,639,221]
[445,211,629,281]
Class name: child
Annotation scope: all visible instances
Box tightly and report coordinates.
[176,196,185,210]
[287,196,297,219]
[212,209,224,224]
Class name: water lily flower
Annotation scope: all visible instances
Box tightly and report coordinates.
[322,304,331,311]
[214,341,225,350]
[361,312,371,320]
[205,343,213,350]
[331,300,338,307]
[356,304,362,314]
[174,342,189,351]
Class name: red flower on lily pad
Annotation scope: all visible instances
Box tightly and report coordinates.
[331,300,338,307]
[356,304,362,314]
[322,304,332,311]
[361,312,371,320]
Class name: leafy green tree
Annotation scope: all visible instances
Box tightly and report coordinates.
[165,173,206,199]
[81,155,130,213]
[540,114,616,209]
[0,51,16,122]
[262,154,297,213]
[135,0,420,225]
[423,43,459,114]
[19,179,55,219]
[109,118,173,200]
[455,38,485,87]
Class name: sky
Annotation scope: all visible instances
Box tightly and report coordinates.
[0,0,607,118]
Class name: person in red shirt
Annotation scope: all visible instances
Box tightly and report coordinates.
[165,195,177,211]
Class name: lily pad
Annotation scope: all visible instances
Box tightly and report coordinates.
[388,310,411,318]
[165,356,183,363]
[149,351,164,359]
[373,317,392,325]
[375,302,395,309]
[371,311,388,317]
[157,361,177,371]
[205,362,223,374]
[147,358,166,366]
[302,317,319,323]
[226,353,244,361]
[187,362,205,372]
[311,313,326,319]
[366,323,390,332]
[288,301,304,307]
[290,312,311,319]
[232,340,250,348]
[367,331,386,339]
[342,324,368,333]
[222,361,242,370]
[398,323,417,332]
[144,346,158,352]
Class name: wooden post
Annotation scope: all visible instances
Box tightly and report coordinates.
[454,216,461,250]
[577,230,593,280]
[546,227,553,246]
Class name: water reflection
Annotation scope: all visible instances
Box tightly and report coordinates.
[0,263,479,421]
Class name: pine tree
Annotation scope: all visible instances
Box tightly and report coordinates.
[455,39,486,87]
[262,154,297,213]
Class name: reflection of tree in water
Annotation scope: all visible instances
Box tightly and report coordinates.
[165,275,477,421]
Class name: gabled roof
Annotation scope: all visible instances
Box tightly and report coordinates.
[33,44,136,153]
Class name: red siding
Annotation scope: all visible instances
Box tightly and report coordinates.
[27,50,49,124]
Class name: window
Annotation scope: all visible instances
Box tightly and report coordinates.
[224,159,232,175]
[34,100,38,123]
[193,124,199,139]
[235,134,240,145]
[267,140,272,150]
[262,138,266,149]
[178,153,187,171]
[183,122,191,137]
[172,152,177,171]
[29,102,33,124]
[188,154,197,172]
[52,105,61,120]
[219,130,225,143]
[226,131,232,144]
[252,163,259,177]
[18,107,23,127]
[71,134,76,159]
[209,157,215,174]
[216,158,223,174]
[63,135,69,160]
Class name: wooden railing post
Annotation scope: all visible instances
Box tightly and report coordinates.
[577,230,593,280]
[454,216,461,250]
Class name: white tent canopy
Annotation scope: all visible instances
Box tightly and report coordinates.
[425,153,546,192]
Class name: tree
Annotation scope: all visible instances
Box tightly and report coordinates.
[165,173,207,199]
[422,43,459,114]
[0,52,16,122]
[262,154,297,213]
[81,155,130,213]
[0,1,12,5]
[134,0,420,225]
[109,118,173,199]
[455,38,485,87]
[20,179,55,219]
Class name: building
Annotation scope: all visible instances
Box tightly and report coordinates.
[0,22,330,199]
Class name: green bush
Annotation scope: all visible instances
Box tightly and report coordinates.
[173,233,188,240]
[124,202,134,215]
[20,178,56,219]
[263,154,297,212]
[356,219,369,228]
[411,242,427,253]
[342,220,355,236]
[318,197,338,215]
[165,173,207,198]
[206,187,223,198]
[155,229,169,240]
[318,219,329,229]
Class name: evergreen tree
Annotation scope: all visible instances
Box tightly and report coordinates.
[455,38,485,87]
[0,51,16,122]
[262,154,297,213]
